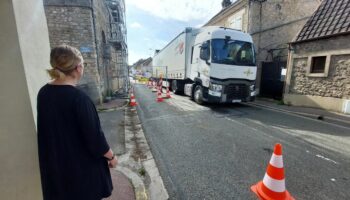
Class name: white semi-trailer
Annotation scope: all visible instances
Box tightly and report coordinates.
[152,26,257,104]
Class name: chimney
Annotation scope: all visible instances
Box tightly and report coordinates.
[222,0,232,9]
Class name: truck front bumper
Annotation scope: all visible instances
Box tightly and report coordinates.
[204,80,255,103]
[206,93,253,103]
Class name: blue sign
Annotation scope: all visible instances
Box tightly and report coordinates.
[80,46,92,53]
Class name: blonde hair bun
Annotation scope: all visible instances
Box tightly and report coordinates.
[47,44,83,79]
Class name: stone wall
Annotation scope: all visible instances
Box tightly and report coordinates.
[91,0,125,95]
[283,32,350,113]
[44,0,127,102]
[249,0,319,34]
[288,35,350,99]
[249,0,320,62]
[44,6,101,102]
[94,0,111,96]
[290,55,350,99]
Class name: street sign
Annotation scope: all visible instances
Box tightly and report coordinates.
[80,46,92,53]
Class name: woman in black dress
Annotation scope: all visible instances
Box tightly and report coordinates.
[37,45,117,200]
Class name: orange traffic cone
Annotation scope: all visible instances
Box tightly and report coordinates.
[152,81,157,92]
[156,86,164,102]
[251,143,294,200]
[130,92,137,106]
[164,86,171,98]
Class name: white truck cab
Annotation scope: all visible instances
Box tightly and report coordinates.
[152,26,257,104]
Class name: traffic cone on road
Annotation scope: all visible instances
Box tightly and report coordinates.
[156,86,164,102]
[164,86,171,99]
[129,91,137,106]
[251,143,294,200]
[152,81,157,92]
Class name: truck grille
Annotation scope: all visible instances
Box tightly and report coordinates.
[225,84,249,99]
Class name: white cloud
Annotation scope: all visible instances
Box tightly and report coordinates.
[126,0,222,23]
[152,39,168,49]
[195,23,205,28]
[128,38,168,64]
[130,22,143,29]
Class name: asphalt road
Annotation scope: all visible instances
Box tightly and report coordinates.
[134,84,350,200]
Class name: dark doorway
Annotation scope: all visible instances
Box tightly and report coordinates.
[260,61,286,100]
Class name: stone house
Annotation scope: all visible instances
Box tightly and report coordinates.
[140,57,153,78]
[284,0,350,114]
[205,0,320,98]
[131,57,152,77]
[43,0,128,103]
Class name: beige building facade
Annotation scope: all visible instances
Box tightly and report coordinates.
[0,0,51,199]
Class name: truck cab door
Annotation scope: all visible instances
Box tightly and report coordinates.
[198,41,211,87]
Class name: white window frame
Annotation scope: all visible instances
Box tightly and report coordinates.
[228,9,245,31]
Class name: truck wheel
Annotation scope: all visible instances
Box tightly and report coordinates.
[194,85,204,105]
[171,80,180,94]
[250,96,256,102]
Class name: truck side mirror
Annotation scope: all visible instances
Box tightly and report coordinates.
[200,42,210,61]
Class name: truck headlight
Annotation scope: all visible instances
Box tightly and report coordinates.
[209,83,222,92]
[250,84,255,91]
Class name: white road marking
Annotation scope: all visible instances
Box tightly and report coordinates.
[316,154,338,165]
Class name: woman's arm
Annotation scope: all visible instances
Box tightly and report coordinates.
[104,149,113,159]
[104,149,118,168]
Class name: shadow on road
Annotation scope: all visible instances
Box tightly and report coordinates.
[203,102,349,137]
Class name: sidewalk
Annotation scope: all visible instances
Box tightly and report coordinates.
[98,98,136,200]
[105,170,136,200]
[97,97,128,111]
[249,98,350,128]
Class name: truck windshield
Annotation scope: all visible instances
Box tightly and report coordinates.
[211,39,255,66]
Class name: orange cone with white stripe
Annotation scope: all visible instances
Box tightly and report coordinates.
[152,81,157,92]
[156,86,164,102]
[130,92,137,106]
[164,86,171,98]
[251,143,294,200]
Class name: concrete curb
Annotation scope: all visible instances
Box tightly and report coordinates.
[116,166,148,200]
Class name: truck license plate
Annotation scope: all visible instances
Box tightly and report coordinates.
[232,99,242,103]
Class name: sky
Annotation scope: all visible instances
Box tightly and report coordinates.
[125,0,224,65]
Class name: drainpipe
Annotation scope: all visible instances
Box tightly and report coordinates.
[258,0,263,53]
[90,0,103,104]
[247,0,251,33]
[255,0,266,96]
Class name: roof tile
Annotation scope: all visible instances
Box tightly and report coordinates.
[295,0,350,43]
